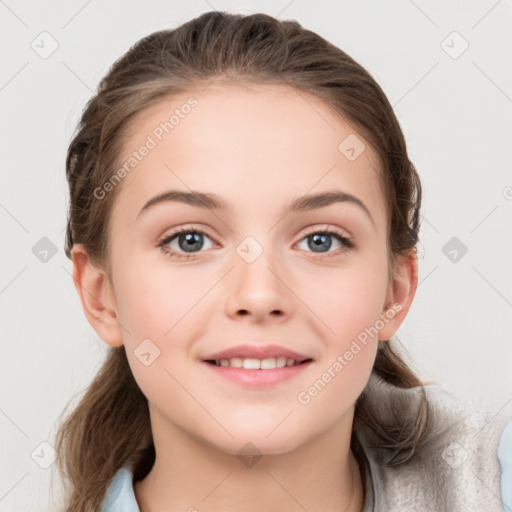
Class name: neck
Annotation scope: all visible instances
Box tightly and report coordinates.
[134,407,364,512]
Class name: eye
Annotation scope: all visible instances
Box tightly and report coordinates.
[296,226,354,256]
[157,224,354,261]
[158,226,216,260]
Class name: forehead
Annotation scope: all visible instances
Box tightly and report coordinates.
[112,82,386,228]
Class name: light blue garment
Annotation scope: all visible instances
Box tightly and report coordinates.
[99,467,140,512]
[498,414,512,512]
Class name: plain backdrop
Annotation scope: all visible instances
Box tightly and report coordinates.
[1,1,511,510]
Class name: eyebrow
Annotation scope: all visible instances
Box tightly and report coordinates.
[137,189,374,226]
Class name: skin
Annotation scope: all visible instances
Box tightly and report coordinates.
[71,82,418,512]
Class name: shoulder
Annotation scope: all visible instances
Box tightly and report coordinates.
[99,466,140,512]
[356,373,509,512]
[498,414,512,512]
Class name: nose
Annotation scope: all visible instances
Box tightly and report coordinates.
[224,244,295,324]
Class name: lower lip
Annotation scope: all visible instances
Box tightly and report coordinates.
[202,361,313,387]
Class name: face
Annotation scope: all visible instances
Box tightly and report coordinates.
[85,82,403,455]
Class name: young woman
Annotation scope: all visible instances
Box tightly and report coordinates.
[54,10,511,512]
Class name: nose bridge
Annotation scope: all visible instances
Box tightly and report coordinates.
[225,233,292,319]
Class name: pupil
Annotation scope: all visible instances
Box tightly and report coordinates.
[310,233,331,252]
[179,233,203,252]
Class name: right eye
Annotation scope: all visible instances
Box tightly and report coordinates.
[157,226,217,260]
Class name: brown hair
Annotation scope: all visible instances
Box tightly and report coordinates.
[54,11,431,511]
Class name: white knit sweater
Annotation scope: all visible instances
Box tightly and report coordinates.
[355,372,509,511]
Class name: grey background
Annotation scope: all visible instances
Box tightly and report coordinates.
[1,1,511,510]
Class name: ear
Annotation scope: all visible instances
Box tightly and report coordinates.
[70,243,124,348]
[377,249,418,341]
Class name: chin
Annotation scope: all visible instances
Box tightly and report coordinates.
[198,422,308,458]
[210,436,302,459]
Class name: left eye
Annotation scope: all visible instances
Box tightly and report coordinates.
[297,231,352,254]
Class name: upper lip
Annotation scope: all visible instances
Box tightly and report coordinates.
[203,344,313,363]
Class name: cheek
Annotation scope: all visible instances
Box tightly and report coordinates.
[296,266,384,414]
[300,259,388,344]
[114,262,211,341]
[296,344,377,424]
[116,265,212,415]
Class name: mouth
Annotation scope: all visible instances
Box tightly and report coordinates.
[202,356,314,386]
[204,357,314,369]
[201,344,314,386]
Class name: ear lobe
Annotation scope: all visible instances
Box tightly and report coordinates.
[70,243,124,348]
[377,249,418,341]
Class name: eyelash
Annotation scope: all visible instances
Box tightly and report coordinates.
[157,224,355,261]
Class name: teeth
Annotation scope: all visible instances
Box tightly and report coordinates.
[214,357,300,369]
[243,358,260,370]
[276,357,288,368]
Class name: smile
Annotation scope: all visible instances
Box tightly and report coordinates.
[206,357,311,369]
[202,358,313,386]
